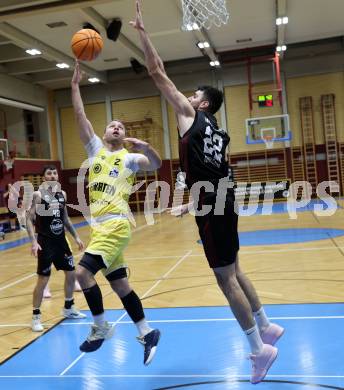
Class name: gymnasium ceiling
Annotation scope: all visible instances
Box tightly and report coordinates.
[0,0,343,90]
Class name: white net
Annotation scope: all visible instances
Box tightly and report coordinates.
[261,128,276,149]
[181,0,229,30]
[262,135,274,149]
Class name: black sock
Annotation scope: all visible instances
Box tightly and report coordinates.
[33,308,41,315]
[83,284,104,316]
[120,290,144,323]
[64,298,74,309]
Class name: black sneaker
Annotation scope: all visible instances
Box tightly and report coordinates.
[137,329,161,365]
[80,322,114,352]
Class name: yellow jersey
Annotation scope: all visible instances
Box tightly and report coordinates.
[88,144,136,218]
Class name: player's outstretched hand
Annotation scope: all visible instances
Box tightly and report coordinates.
[130,0,145,31]
[71,60,83,85]
[166,203,190,218]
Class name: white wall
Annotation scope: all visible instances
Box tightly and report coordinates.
[0,73,47,107]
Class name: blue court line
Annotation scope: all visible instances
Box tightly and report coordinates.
[0,304,344,390]
[244,199,342,214]
[0,221,88,251]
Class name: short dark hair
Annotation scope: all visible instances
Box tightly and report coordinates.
[42,165,57,176]
[197,85,223,114]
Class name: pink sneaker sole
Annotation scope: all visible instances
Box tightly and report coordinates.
[261,324,284,346]
[43,290,52,299]
[251,346,278,384]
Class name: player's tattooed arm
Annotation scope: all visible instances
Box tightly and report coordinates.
[131,0,194,128]
[63,192,84,251]
[26,192,41,257]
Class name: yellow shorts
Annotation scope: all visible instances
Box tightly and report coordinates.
[85,218,131,277]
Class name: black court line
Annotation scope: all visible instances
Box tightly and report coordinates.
[153,379,344,390]
[0,317,65,365]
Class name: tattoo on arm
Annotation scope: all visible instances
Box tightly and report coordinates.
[64,207,78,240]
[26,194,37,243]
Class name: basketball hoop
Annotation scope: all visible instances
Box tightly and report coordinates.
[181,0,229,30]
[262,135,274,149]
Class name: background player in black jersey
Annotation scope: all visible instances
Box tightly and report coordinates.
[26,165,86,332]
[132,1,284,383]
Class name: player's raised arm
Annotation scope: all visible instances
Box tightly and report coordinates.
[71,60,95,145]
[131,0,195,135]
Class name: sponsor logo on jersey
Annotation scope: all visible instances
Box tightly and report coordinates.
[109,168,119,178]
[50,218,64,235]
[90,182,116,196]
[93,163,102,174]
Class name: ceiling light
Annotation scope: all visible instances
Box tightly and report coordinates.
[185,23,200,31]
[88,77,100,83]
[26,48,41,56]
[276,45,287,52]
[214,60,220,66]
[197,41,210,49]
[210,61,215,67]
[276,16,288,25]
[56,63,70,69]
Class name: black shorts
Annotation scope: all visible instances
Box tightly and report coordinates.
[79,253,127,281]
[37,235,75,276]
[195,195,239,268]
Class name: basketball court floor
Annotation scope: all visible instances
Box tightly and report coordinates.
[1,200,343,389]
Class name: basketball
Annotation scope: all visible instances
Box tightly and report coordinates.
[71,29,103,61]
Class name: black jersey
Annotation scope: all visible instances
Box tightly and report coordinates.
[179,110,230,189]
[35,189,66,239]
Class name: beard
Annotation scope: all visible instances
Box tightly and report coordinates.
[104,135,123,147]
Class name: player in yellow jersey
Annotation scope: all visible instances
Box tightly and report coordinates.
[71,61,162,365]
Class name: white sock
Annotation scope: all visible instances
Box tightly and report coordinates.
[253,307,271,332]
[245,324,264,355]
[93,313,105,327]
[136,318,153,337]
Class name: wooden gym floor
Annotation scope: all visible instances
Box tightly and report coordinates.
[0,199,343,363]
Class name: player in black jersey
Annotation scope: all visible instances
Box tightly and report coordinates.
[132,1,284,383]
[26,165,86,332]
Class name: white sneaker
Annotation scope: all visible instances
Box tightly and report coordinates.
[74,280,82,292]
[62,305,86,319]
[31,314,44,332]
[43,285,52,299]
